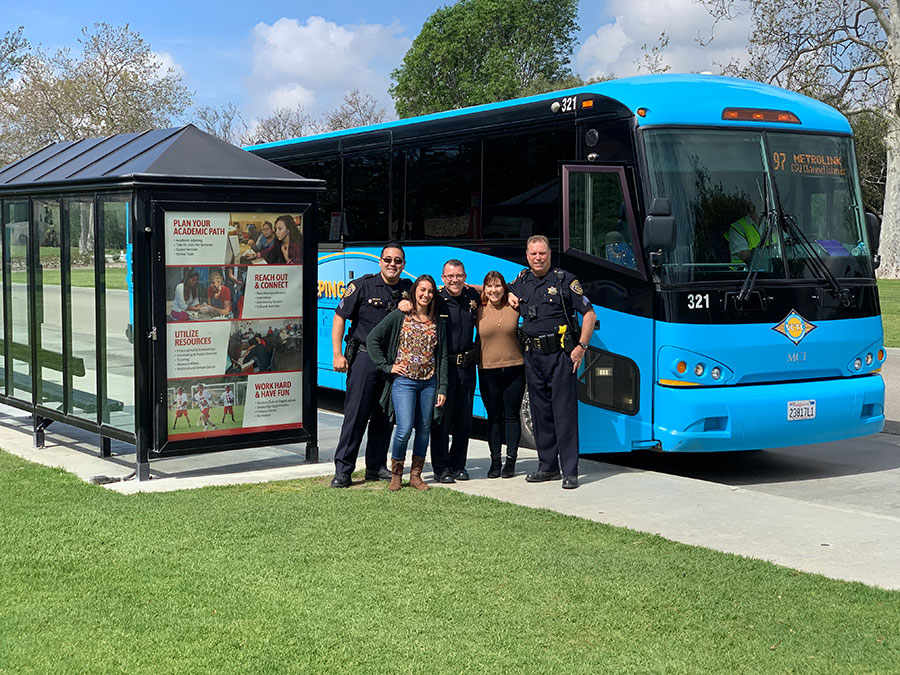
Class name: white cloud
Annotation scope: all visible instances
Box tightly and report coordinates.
[247,16,410,119]
[576,0,754,80]
[266,83,317,111]
[151,51,185,79]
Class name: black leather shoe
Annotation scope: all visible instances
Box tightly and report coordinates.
[562,475,579,489]
[330,472,352,488]
[525,470,562,483]
[439,469,456,484]
[455,469,470,481]
[364,467,391,481]
[487,457,501,479]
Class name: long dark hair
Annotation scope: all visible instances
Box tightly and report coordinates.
[480,270,508,306]
[275,214,302,244]
[410,274,438,322]
[182,268,200,303]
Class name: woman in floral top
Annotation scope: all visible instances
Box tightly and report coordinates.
[367,275,448,491]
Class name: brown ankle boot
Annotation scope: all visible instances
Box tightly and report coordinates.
[409,455,430,491]
[389,458,404,492]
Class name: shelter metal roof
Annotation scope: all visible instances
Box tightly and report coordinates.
[0,125,315,189]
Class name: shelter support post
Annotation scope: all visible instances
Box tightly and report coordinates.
[33,415,53,448]
[305,441,318,463]
[100,436,111,458]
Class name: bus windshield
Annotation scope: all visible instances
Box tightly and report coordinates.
[644,128,872,285]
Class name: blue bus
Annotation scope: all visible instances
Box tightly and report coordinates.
[247,73,885,453]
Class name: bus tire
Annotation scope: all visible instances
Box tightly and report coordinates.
[519,390,536,449]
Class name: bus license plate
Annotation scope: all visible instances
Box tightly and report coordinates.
[787,400,816,421]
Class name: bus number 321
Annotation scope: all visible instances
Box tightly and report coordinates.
[687,293,710,309]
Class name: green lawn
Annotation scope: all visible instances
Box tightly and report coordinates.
[878,279,900,348]
[10,267,127,290]
[0,450,897,673]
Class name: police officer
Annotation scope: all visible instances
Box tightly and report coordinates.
[509,235,596,489]
[431,259,481,483]
[330,243,412,488]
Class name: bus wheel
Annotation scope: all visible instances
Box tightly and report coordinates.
[519,391,536,449]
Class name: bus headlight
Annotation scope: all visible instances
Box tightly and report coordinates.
[854,358,862,370]
[711,367,721,380]
[866,353,874,366]
[694,363,705,377]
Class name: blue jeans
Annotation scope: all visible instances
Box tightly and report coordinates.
[391,375,437,461]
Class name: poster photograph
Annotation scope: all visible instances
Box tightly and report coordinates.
[164,210,304,440]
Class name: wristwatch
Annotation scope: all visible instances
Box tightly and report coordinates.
[578,342,589,350]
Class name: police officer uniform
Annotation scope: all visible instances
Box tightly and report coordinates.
[333,273,412,481]
[431,285,481,482]
[509,267,593,482]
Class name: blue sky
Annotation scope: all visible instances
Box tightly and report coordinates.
[1,1,750,124]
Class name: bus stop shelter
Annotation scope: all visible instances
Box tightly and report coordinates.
[0,125,322,480]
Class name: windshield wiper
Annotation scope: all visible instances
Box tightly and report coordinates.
[737,176,775,303]
[771,176,851,307]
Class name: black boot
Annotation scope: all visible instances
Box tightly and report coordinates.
[487,457,502,479]
[500,456,516,478]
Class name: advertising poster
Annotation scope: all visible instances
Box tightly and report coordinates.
[165,211,304,439]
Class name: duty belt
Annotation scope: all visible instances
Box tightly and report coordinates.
[525,333,563,354]
[450,346,478,367]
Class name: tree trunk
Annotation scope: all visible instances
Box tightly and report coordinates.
[878,17,900,279]
[878,123,900,278]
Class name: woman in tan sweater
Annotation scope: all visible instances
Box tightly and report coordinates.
[476,271,525,478]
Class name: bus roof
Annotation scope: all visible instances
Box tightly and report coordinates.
[246,73,850,154]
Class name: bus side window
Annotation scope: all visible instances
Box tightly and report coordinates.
[482,127,573,240]
[289,159,341,242]
[344,152,391,242]
[404,142,480,240]
[567,170,637,270]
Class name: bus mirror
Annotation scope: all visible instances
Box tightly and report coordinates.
[644,199,676,251]
[865,212,881,254]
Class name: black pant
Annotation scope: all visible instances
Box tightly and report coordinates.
[430,363,476,474]
[333,350,392,475]
[524,350,579,477]
[478,364,525,460]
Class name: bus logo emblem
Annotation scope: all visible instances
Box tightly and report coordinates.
[773,310,817,345]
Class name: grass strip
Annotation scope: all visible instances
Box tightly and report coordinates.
[878,279,900,348]
[9,267,127,290]
[0,450,897,673]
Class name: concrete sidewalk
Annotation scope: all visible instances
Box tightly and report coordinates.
[1,402,899,591]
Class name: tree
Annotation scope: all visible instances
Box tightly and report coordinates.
[700,0,900,275]
[193,101,249,146]
[321,89,387,131]
[0,26,28,84]
[247,104,318,144]
[389,0,579,118]
[0,23,192,167]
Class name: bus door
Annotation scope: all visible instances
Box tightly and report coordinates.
[560,164,656,453]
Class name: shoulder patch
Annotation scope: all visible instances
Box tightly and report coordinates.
[343,282,357,298]
[516,268,529,281]
[570,279,583,296]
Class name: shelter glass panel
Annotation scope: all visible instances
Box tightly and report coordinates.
[34,199,64,410]
[100,197,134,431]
[5,201,29,400]
[0,202,5,395]
[65,198,97,420]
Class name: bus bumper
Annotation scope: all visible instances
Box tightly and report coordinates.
[653,374,884,452]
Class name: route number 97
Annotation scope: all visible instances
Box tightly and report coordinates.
[687,293,709,310]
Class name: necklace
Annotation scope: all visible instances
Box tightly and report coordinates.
[490,303,503,328]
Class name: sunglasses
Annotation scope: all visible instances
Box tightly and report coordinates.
[382,257,404,264]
